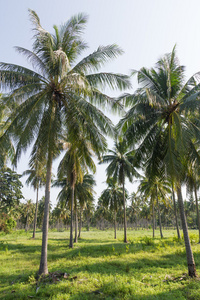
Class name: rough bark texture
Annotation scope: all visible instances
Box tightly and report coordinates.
[38,160,52,275]
[69,187,74,248]
[32,187,39,239]
[123,178,127,243]
[194,184,200,243]
[177,185,197,277]
[172,185,181,240]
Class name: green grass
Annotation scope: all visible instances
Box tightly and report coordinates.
[0,229,200,299]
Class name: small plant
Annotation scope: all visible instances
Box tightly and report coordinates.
[142,236,155,246]
[28,274,36,284]
[189,233,198,244]
[125,244,129,253]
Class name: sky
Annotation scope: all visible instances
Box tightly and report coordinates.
[1,0,200,207]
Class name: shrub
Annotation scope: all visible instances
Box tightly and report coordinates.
[0,213,16,233]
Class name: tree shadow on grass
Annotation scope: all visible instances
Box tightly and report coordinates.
[69,285,195,300]
[1,247,200,300]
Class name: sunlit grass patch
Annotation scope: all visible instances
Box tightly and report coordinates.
[1,229,200,299]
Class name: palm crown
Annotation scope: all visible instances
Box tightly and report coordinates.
[0,10,131,166]
[119,46,200,181]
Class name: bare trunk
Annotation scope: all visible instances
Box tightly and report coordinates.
[32,187,39,239]
[194,184,200,243]
[172,185,181,239]
[114,210,117,239]
[156,189,163,238]
[25,215,29,232]
[135,215,137,230]
[123,178,127,243]
[69,186,74,248]
[177,185,197,277]
[78,207,82,238]
[87,213,90,231]
[38,159,52,275]
[152,199,155,238]
[74,206,78,243]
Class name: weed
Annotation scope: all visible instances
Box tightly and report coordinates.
[125,244,129,253]
[142,236,155,246]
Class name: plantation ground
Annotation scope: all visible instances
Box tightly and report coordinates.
[0,229,200,299]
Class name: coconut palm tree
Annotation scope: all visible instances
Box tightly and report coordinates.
[129,192,145,230]
[76,174,96,238]
[118,46,200,276]
[21,199,35,231]
[23,161,46,238]
[0,94,15,167]
[53,173,95,240]
[55,138,96,248]
[83,198,95,231]
[0,10,130,275]
[100,138,139,242]
[185,159,200,243]
[137,175,171,238]
[171,183,181,239]
[101,178,124,239]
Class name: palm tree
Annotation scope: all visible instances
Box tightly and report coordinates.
[171,183,181,239]
[53,173,95,240]
[23,161,46,238]
[100,138,139,242]
[83,198,95,231]
[0,10,130,275]
[119,46,200,276]
[55,140,96,248]
[185,160,200,243]
[129,192,144,230]
[137,175,171,238]
[76,174,96,238]
[0,94,15,168]
[101,178,124,239]
[21,199,35,231]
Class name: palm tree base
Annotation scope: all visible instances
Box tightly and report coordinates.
[188,264,197,277]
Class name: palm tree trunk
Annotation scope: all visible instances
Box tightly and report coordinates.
[194,184,200,243]
[152,199,155,238]
[114,209,117,239]
[156,189,163,238]
[78,207,82,238]
[122,177,127,243]
[177,185,197,277]
[87,213,90,231]
[69,186,74,248]
[172,185,181,239]
[32,187,39,239]
[38,158,52,275]
[74,206,78,243]
[25,214,29,232]
[135,215,137,230]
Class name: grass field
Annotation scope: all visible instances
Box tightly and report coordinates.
[0,228,200,299]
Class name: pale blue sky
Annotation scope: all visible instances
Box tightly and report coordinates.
[1,0,200,206]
